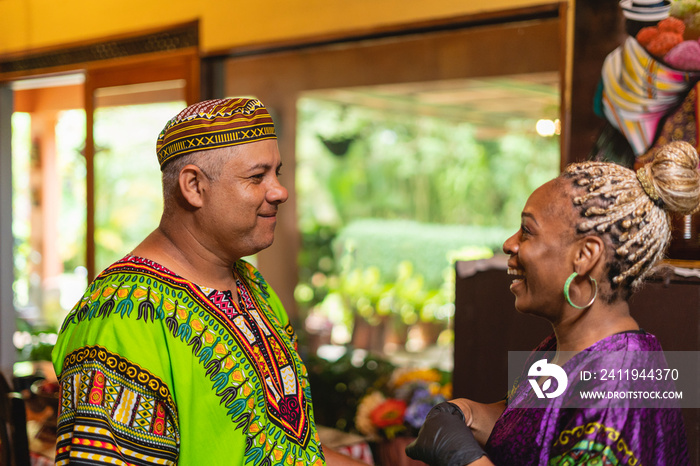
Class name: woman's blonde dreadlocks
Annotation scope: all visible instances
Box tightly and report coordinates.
[563,141,700,294]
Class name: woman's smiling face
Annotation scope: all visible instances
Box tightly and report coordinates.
[502,179,579,318]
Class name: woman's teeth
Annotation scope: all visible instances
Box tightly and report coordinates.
[508,268,524,288]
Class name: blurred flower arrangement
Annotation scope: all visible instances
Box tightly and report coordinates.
[355,367,451,440]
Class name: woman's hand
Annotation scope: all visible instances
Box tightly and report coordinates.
[448,398,506,446]
[447,398,474,425]
[405,401,488,466]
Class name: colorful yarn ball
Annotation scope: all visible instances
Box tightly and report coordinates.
[658,16,686,35]
[646,31,684,56]
[636,26,660,46]
[664,40,700,70]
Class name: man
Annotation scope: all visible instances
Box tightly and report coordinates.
[52,98,364,465]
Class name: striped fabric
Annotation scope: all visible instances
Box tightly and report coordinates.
[601,37,700,156]
[55,346,179,466]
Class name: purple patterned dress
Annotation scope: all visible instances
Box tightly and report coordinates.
[485,331,689,465]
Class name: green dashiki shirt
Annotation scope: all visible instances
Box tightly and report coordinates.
[52,255,326,466]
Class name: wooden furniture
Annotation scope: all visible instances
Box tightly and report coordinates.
[453,257,700,465]
[0,372,31,466]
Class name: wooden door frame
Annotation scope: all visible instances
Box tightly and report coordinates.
[83,49,200,279]
[0,26,200,371]
[0,21,201,278]
[0,86,14,375]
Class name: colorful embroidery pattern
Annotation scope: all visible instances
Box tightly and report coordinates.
[549,440,622,466]
[56,346,179,466]
[551,422,640,466]
[57,256,323,466]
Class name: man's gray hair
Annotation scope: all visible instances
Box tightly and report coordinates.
[161,146,241,212]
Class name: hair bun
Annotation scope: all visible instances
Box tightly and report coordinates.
[648,141,700,215]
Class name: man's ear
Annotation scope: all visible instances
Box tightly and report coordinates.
[178,164,209,208]
[574,235,605,276]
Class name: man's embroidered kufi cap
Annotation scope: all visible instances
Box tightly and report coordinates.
[156,97,276,169]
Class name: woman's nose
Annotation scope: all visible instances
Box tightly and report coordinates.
[502,231,519,255]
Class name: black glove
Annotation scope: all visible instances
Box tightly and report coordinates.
[405,401,487,466]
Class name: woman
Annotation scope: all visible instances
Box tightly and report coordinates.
[406,141,700,465]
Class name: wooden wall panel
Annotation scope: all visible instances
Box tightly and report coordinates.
[563,0,626,164]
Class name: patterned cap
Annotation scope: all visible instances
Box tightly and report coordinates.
[156,97,277,169]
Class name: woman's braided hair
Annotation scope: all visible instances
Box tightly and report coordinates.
[562,141,700,297]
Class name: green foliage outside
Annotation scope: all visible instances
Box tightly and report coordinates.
[295,97,560,343]
[333,220,510,289]
[11,112,34,312]
[11,103,182,360]
[93,103,183,273]
[12,111,88,331]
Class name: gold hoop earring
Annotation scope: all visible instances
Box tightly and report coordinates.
[564,272,597,309]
